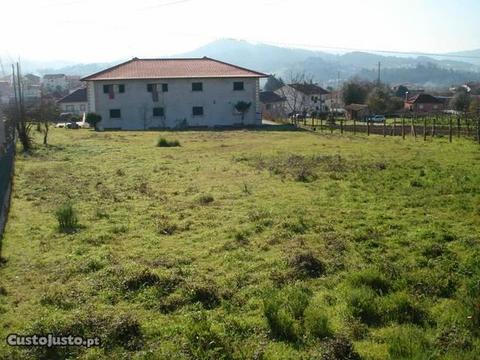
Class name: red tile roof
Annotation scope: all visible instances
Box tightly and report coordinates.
[81,57,268,81]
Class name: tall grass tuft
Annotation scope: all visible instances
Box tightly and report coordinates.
[55,203,79,233]
[157,137,180,147]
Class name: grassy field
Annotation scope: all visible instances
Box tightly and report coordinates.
[0,128,480,359]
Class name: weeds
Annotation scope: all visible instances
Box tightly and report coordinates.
[157,138,180,147]
[55,203,79,233]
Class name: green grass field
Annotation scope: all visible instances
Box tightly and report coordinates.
[1,128,480,359]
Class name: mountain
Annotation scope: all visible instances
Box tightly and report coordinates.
[179,39,480,87]
[2,39,480,88]
[445,49,480,66]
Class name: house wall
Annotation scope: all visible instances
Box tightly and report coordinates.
[88,77,261,130]
[404,102,444,112]
[59,102,88,115]
[43,76,68,91]
[276,85,328,115]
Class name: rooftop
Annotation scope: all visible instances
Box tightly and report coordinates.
[288,83,329,96]
[57,88,87,103]
[259,91,286,104]
[81,57,268,81]
[406,93,442,104]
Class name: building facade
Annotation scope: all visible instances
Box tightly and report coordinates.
[276,83,330,115]
[82,57,266,130]
[42,74,68,92]
[57,88,88,115]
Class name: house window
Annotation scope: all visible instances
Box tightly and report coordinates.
[80,104,86,111]
[153,107,165,117]
[103,85,112,93]
[162,83,168,92]
[110,109,121,118]
[192,106,204,116]
[265,104,272,110]
[419,104,424,110]
[147,84,154,92]
[118,84,125,93]
[233,81,244,91]
[192,82,203,91]
[66,105,74,112]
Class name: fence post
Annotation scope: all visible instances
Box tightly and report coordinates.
[353,118,356,135]
[367,119,370,136]
[340,118,344,134]
[423,116,427,141]
[392,117,396,136]
[402,117,405,140]
[432,116,436,138]
[457,116,461,138]
[383,118,386,137]
[411,116,417,139]
[477,115,480,144]
[449,116,453,143]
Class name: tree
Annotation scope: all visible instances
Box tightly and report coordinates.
[394,85,409,98]
[28,97,60,145]
[367,86,404,114]
[234,101,252,122]
[450,91,471,113]
[264,75,285,92]
[341,79,373,105]
[468,97,480,115]
[86,112,102,131]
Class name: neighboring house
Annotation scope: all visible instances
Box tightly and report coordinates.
[23,84,41,101]
[259,91,286,119]
[42,74,68,91]
[0,81,12,104]
[404,94,444,112]
[81,57,267,130]
[57,88,88,115]
[345,104,370,120]
[276,83,329,115]
[66,76,83,91]
[24,74,41,85]
[324,91,344,112]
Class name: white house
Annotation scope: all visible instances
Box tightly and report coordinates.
[276,83,330,115]
[57,88,88,115]
[81,57,267,130]
[42,74,68,92]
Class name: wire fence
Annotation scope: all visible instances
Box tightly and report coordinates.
[0,113,15,239]
[291,112,480,143]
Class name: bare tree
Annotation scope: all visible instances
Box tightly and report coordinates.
[10,63,33,152]
[276,71,315,116]
[29,97,60,145]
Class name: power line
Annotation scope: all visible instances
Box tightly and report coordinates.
[254,39,480,60]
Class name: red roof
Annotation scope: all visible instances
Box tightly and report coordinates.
[81,57,268,81]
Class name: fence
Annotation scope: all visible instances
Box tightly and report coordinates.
[0,114,15,240]
[292,112,480,143]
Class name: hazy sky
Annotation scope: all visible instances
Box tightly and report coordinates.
[1,0,479,62]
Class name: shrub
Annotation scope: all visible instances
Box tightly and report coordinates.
[304,304,333,339]
[349,268,390,295]
[122,269,160,292]
[381,292,428,325]
[386,325,430,359]
[157,137,180,147]
[156,216,178,235]
[346,287,381,326]
[197,194,214,205]
[185,311,233,360]
[55,203,79,233]
[188,283,221,309]
[289,252,326,279]
[321,336,361,360]
[263,286,310,342]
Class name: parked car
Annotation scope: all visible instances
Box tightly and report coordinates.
[368,115,386,123]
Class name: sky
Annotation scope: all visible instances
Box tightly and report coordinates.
[1,0,479,63]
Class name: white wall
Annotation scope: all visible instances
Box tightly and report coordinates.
[59,102,87,115]
[87,78,261,130]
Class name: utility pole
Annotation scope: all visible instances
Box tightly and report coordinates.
[377,62,381,85]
